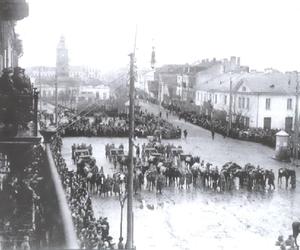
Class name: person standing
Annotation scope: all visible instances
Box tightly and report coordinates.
[184,129,188,139]
[268,169,275,190]
[211,125,215,140]
[21,236,30,250]
[118,237,124,249]
[136,144,140,159]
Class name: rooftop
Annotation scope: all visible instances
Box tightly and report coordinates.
[196,71,298,95]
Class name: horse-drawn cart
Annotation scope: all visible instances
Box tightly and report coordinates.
[171,147,183,157]
[144,147,158,157]
[109,148,124,162]
[74,148,91,164]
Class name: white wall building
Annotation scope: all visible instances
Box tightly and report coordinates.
[78,85,110,101]
[136,69,154,94]
[195,71,298,131]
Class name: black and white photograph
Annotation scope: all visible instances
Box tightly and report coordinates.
[1,0,300,249]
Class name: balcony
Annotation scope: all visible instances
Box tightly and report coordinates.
[0,68,38,140]
[0,0,29,21]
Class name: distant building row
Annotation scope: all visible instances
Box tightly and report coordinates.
[195,70,298,131]
[136,57,299,131]
[27,37,109,104]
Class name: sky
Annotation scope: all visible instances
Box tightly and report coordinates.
[16,0,300,73]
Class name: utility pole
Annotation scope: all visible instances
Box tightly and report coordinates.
[126,26,137,249]
[227,77,233,136]
[39,67,42,112]
[55,73,58,127]
[294,71,299,163]
[151,45,162,141]
[126,52,135,250]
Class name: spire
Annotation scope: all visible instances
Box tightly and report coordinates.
[151,46,156,69]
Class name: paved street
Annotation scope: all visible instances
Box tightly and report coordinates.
[61,102,300,250]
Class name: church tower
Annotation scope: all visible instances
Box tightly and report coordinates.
[56,36,69,77]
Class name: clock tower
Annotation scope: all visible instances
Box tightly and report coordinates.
[56,36,69,77]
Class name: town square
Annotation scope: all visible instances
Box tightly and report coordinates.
[1,1,300,250]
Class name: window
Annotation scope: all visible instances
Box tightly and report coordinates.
[224,95,227,105]
[242,97,245,108]
[238,97,242,108]
[103,93,107,100]
[265,98,271,110]
[287,98,292,110]
[242,86,246,91]
[246,98,250,109]
[245,117,250,127]
[215,94,217,104]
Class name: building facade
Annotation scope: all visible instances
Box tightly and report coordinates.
[0,0,28,72]
[195,70,298,131]
[78,85,110,102]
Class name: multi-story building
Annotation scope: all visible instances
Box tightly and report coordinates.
[195,70,298,131]
[150,57,247,104]
[0,0,29,72]
[30,37,110,106]
[136,69,154,94]
[78,84,110,102]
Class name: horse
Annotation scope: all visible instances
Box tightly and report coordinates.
[86,172,96,193]
[210,170,220,191]
[112,178,120,196]
[146,170,157,191]
[96,173,106,196]
[278,168,296,189]
[185,171,193,189]
[190,166,199,187]
[264,169,275,190]
[156,174,165,194]
[133,174,141,194]
[164,167,181,187]
[292,221,300,249]
[103,175,113,196]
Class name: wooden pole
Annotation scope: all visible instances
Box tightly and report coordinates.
[33,88,39,136]
[294,71,299,163]
[39,67,42,112]
[126,52,135,249]
[55,74,58,127]
[227,77,233,136]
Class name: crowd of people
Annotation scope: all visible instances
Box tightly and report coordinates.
[59,109,181,139]
[163,103,279,148]
[75,136,295,202]
[0,67,35,137]
[0,144,46,249]
[50,135,115,249]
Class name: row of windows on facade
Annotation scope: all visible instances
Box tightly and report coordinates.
[197,93,250,109]
[42,90,108,99]
[197,93,294,111]
[265,98,293,110]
